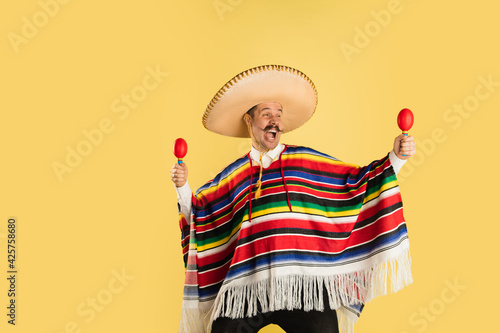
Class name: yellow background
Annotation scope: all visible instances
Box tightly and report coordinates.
[1,0,498,332]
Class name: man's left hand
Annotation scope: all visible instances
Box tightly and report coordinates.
[393,134,416,160]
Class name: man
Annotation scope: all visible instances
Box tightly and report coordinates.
[171,65,416,333]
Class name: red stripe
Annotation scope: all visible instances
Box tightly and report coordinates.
[230,212,404,265]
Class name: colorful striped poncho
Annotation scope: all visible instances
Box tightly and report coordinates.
[178,145,412,333]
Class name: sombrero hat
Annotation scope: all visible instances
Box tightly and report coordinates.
[202,65,318,138]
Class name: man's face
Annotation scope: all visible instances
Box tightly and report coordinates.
[245,102,283,152]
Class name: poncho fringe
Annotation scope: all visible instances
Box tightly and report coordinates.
[178,247,412,333]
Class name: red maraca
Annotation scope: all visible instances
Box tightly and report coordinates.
[397,108,414,136]
[397,108,414,156]
[173,138,188,164]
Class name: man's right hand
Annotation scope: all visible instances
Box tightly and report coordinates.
[171,162,188,188]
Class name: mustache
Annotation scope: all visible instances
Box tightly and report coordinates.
[262,125,283,132]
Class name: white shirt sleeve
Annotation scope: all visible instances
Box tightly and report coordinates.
[389,150,406,175]
[176,181,193,220]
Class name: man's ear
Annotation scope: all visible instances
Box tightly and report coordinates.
[243,113,252,127]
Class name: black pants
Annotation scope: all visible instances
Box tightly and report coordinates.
[211,308,339,333]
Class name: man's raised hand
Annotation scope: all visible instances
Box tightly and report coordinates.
[394,134,416,160]
[171,162,188,188]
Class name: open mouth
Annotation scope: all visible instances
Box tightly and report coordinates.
[263,125,281,141]
[266,129,277,140]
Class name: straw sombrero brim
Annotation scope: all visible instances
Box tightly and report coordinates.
[203,65,318,138]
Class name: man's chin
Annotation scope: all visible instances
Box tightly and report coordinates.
[264,141,279,151]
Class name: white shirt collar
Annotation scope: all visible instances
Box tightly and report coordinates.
[249,143,285,169]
